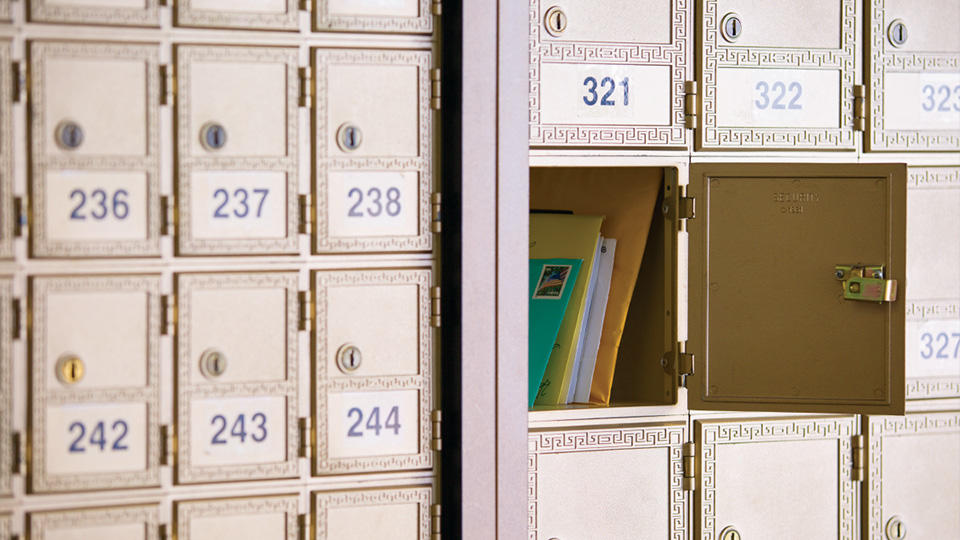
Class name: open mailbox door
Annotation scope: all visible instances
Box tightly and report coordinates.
[685,163,907,414]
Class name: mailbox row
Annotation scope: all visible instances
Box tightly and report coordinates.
[0,269,436,494]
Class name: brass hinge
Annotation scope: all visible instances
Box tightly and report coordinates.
[431,0,442,16]
[13,196,25,237]
[430,286,441,328]
[298,0,309,10]
[430,68,441,110]
[160,195,174,236]
[299,194,312,235]
[430,192,442,233]
[297,514,307,540]
[160,64,174,106]
[299,67,312,108]
[11,431,22,474]
[679,352,694,377]
[853,84,866,132]
[160,425,172,466]
[678,196,695,220]
[11,298,21,340]
[684,80,698,129]
[431,503,442,540]
[161,295,175,336]
[430,409,442,451]
[852,434,865,482]
[158,524,169,540]
[298,291,313,331]
[12,61,24,103]
[682,441,696,491]
[298,417,310,458]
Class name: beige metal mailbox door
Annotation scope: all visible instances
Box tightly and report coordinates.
[28,505,159,540]
[314,0,432,34]
[529,422,689,540]
[0,278,11,497]
[313,269,433,475]
[175,0,299,30]
[0,42,12,259]
[865,411,960,540]
[866,0,960,151]
[687,163,907,414]
[29,41,161,258]
[176,45,300,256]
[29,0,159,26]
[697,0,857,150]
[29,275,161,492]
[175,495,299,540]
[529,0,690,148]
[313,485,431,540]
[313,49,434,254]
[175,272,300,484]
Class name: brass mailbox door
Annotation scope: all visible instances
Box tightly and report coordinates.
[175,495,299,540]
[529,422,689,540]
[0,42,12,259]
[866,0,960,152]
[28,505,159,540]
[865,411,960,540]
[0,278,10,497]
[313,269,433,475]
[29,275,161,492]
[175,0,299,30]
[176,45,300,256]
[687,163,907,414]
[529,0,690,148]
[694,416,859,539]
[29,0,159,26]
[314,0,432,34]
[696,0,857,150]
[312,49,434,254]
[175,272,299,484]
[29,41,161,258]
[313,485,431,539]
[904,167,960,399]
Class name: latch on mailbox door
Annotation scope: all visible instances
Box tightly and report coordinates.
[834,264,898,303]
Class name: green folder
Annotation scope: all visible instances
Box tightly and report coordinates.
[529,258,582,407]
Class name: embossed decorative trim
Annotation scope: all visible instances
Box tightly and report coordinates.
[0,279,11,497]
[176,0,298,31]
[175,45,300,256]
[313,269,433,474]
[528,424,688,540]
[313,486,432,540]
[866,411,960,539]
[29,0,159,26]
[0,1,9,21]
[0,43,12,259]
[29,504,159,539]
[0,514,9,538]
[175,272,300,484]
[529,0,690,147]
[29,41,162,258]
[698,0,857,149]
[28,275,161,492]
[313,49,434,254]
[314,0,432,33]
[175,495,299,539]
[866,0,960,151]
[696,417,857,540]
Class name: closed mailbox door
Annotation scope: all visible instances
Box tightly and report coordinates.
[687,163,907,414]
[0,41,12,259]
[697,0,857,150]
[175,0,299,31]
[313,269,433,475]
[175,272,300,483]
[29,275,161,492]
[866,0,960,151]
[29,41,161,258]
[175,495,299,540]
[0,278,10,497]
[529,422,689,540]
[314,0,432,34]
[28,504,159,540]
[313,485,431,540]
[312,49,434,254]
[176,45,300,256]
[529,0,690,148]
[29,0,159,26]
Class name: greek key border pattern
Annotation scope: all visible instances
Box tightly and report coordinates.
[29,275,162,492]
[29,504,159,539]
[0,279,10,497]
[0,1,9,21]
[175,45,300,255]
[529,0,690,147]
[175,495,299,540]
[314,0,432,33]
[0,43,12,259]
[906,377,960,400]
[29,0,159,26]
[700,0,857,149]
[528,424,688,540]
[175,272,300,484]
[313,485,431,540]
[313,269,433,474]
[0,514,8,538]
[29,41,162,257]
[313,49,433,253]
[867,0,960,151]
[176,0,298,30]
[697,417,856,540]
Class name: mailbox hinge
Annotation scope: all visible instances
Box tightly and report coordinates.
[299,67,312,107]
[298,417,310,458]
[430,409,442,451]
[160,64,174,106]
[161,294,175,335]
[430,68,442,110]
[158,524,169,540]
[297,514,308,540]
[160,195,174,236]
[298,0,308,10]
[853,84,866,131]
[852,434,865,482]
[431,503,442,539]
[678,196,695,220]
[683,80,698,129]
[298,194,312,235]
[430,192,442,233]
[13,196,25,237]
[298,290,313,331]
[682,441,696,491]
[160,424,172,466]
[430,286,441,328]
[11,431,23,475]
[431,0,442,16]
[12,298,21,340]
[12,61,24,103]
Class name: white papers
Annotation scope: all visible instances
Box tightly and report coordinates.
[572,238,616,403]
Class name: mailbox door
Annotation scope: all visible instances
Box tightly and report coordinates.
[694,416,859,540]
[175,272,300,483]
[313,269,433,475]
[696,0,858,150]
[313,486,431,540]
[28,505,159,540]
[529,0,691,148]
[314,0,432,34]
[175,495,299,540]
[175,0,299,31]
[864,410,960,540]
[29,41,161,257]
[312,49,434,254]
[529,422,689,540]
[175,45,300,255]
[0,42,11,259]
[29,275,161,492]
[866,0,960,152]
[688,163,907,414]
[29,0,159,26]
[0,278,10,497]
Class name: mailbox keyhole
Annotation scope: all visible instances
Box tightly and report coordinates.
[721,13,743,42]
[888,19,908,47]
[55,121,84,150]
[544,6,567,36]
[336,123,363,152]
[337,344,363,373]
[201,123,227,151]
